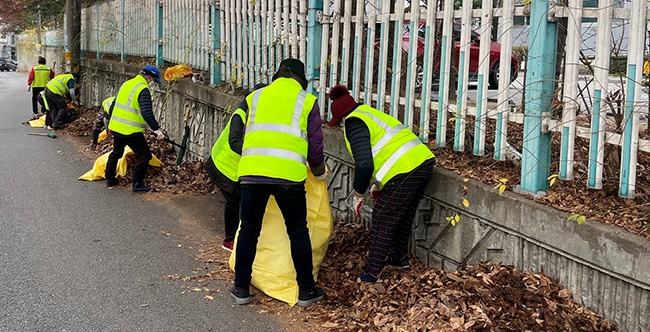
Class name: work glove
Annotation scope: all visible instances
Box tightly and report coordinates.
[351,192,365,218]
[27,86,31,92]
[153,129,166,140]
[370,184,381,201]
[314,172,327,181]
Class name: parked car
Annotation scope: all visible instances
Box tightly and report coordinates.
[0,58,17,71]
[377,21,519,89]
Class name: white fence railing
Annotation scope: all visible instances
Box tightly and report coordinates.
[76,0,650,199]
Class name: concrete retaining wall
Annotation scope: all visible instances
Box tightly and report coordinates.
[80,59,650,332]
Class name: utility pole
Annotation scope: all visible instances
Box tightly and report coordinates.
[65,0,81,74]
[37,5,42,46]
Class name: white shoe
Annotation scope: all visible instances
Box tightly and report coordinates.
[45,126,53,130]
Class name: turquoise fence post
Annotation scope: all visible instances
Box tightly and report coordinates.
[210,0,221,85]
[520,0,557,194]
[156,0,164,67]
[306,0,323,96]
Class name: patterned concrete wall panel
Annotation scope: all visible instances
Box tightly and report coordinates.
[522,241,650,331]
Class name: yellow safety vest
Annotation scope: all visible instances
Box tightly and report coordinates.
[211,108,246,182]
[32,65,51,88]
[46,74,73,97]
[344,104,434,189]
[102,96,115,114]
[108,75,150,135]
[237,78,316,182]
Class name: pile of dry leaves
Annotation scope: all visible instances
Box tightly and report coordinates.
[61,106,215,194]
[184,220,616,331]
[432,115,650,240]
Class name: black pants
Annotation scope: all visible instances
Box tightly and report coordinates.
[221,186,241,242]
[45,89,67,128]
[204,158,241,241]
[105,133,152,185]
[31,87,45,114]
[234,183,315,291]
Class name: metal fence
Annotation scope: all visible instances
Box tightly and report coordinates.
[76,0,650,199]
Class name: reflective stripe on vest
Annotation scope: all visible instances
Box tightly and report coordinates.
[345,105,434,187]
[211,108,246,182]
[238,78,315,182]
[39,91,50,111]
[102,96,115,114]
[108,75,149,135]
[32,65,51,87]
[46,74,73,97]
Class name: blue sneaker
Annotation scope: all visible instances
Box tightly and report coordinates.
[357,270,382,283]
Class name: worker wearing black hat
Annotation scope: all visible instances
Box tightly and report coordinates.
[105,65,166,192]
[27,56,55,119]
[230,59,326,307]
[327,85,435,283]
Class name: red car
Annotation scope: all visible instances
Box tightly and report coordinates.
[378,21,519,89]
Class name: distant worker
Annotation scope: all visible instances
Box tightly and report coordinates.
[27,56,55,119]
[105,65,165,192]
[89,96,115,149]
[327,85,435,283]
[231,59,326,307]
[44,72,76,129]
[205,83,266,252]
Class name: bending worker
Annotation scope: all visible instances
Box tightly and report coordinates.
[44,72,76,129]
[327,85,435,283]
[205,84,267,252]
[89,96,115,149]
[231,59,326,307]
[27,56,55,119]
[105,65,165,192]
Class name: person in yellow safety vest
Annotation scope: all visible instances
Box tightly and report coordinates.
[230,59,327,308]
[88,96,116,149]
[326,85,435,283]
[105,65,166,192]
[205,83,267,252]
[27,56,55,119]
[44,72,77,129]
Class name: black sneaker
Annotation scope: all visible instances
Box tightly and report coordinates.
[230,286,250,305]
[385,254,410,269]
[297,286,324,307]
[106,179,116,189]
[132,182,151,192]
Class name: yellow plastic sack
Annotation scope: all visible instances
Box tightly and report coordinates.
[78,146,163,181]
[228,170,332,306]
[97,129,108,143]
[164,64,193,82]
[28,115,46,128]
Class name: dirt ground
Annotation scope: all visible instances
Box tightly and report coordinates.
[58,105,621,331]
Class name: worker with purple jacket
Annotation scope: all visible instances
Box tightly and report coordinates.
[230,58,327,307]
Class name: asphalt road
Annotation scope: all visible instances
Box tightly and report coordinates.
[0,71,282,332]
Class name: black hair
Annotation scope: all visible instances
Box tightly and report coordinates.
[38,57,46,64]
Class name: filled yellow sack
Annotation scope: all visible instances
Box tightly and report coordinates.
[78,146,163,181]
[28,115,46,128]
[228,170,332,306]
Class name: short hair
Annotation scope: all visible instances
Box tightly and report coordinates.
[38,57,46,64]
